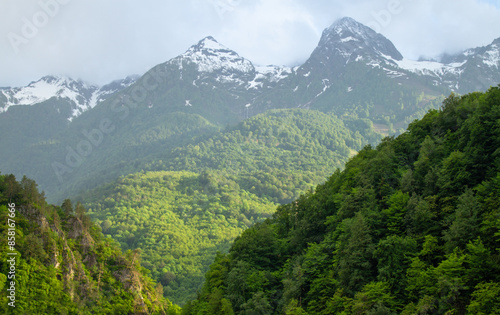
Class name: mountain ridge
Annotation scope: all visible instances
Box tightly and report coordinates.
[183,85,500,315]
[0,75,139,121]
[0,17,499,203]
[1,18,498,120]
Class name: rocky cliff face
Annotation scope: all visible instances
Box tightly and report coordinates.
[1,175,172,314]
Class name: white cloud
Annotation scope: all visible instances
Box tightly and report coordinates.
[216,0,321,66]
[0,0,499,87]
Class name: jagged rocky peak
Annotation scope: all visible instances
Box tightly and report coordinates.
[1,75,96,107]
[326,17,370,37]
[490,37,500,51]
[177,36,254,73]
[320,16,403,61]
[41,74,83,84]
[37,75,99,94]
[100,74,139,93]
[190,36,228,52]
[38,74,66,84]
[440,36,500,66]
[0,74,138,120]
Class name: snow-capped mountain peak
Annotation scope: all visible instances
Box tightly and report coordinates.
[174,36,254,74]
[327,17,369,38]
[0,75,137,121]
[298,17,499,94]
[319,17,403,61]
[0,75,97,111]
[382,36,500,92]
[190,36,228,52]
[475,38,500,69]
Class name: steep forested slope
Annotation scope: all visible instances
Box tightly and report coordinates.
[80,171,277,305]
[44,111,220,203]
[184,86,500,314]
[76,109,380,305]
[0,174,180,314]
[144,109,381,204]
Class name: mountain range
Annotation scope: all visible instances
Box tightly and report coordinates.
[0,17,499,202]
[1,17,499,310]
[2,18,499,123]
[0,75,138,121]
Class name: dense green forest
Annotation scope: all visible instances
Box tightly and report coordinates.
[183,86,500,314]
[80,171,277,305]
[0,174,181,314]
[143,109,381,204]
[46,111,221,203]
[75,109,381,305]
[3,86,498,313]
[2,106,380,205]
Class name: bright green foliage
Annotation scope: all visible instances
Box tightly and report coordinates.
[78,109,381,305]
[351,281,396,314]
[0,174,176,314]
[184,86,500,314]
[80,171,277,305]
[382,190,410,235]
[144,109,380,204]
[467,282,500,314]
[2,107,379,205]
[283,299,308,315]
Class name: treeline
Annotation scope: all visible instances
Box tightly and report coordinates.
[183,86,500,314]
[0,174,180,314]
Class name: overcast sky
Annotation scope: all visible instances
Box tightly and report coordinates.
[1,0,500,87]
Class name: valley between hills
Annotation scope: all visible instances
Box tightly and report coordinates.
[1,16,499,314]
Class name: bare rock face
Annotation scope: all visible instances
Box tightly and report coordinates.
[67,216,95,252]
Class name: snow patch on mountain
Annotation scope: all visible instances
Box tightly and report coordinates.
[391,58,466,77]
[255,65,292,81]
[481,43,500,68]
[340,36,359,43]
[0,75,137,121]
[174,36,254,74]
[1,76,90,108]
[321,17,404,62]
[245,66,292,90]
[315,79,330,98]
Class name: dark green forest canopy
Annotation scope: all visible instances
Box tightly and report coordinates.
[0,174,181,314]
[142,109,381,204]
[74,109,381,305]
[183,86,500,314]
[1,85,499,314]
